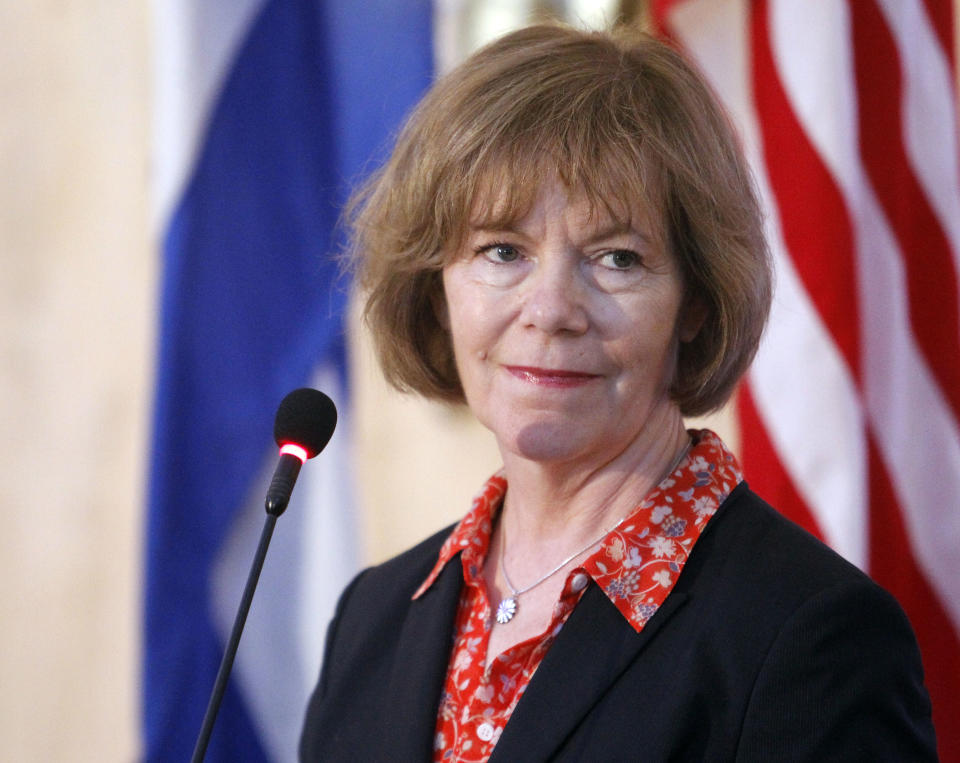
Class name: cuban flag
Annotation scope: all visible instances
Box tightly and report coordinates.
[144,1,432,760]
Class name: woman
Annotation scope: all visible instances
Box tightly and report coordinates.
[301,25,936,761]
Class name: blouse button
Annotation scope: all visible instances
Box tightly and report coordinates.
[571,572,589,592]
[477,722,495,742]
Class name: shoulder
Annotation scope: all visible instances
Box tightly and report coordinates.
[301,521,462,760]
[347,525,456,598]
[690,481,876,599]
[332,521,457,625]
[667,481,914,655]
[692,483,936,759]
[688,482,923,662]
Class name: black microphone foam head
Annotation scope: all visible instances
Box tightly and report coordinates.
[273,388,337,458]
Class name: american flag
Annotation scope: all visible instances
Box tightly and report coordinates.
[654,1,960,758]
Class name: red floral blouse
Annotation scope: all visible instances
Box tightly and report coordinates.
[413,430,743,762]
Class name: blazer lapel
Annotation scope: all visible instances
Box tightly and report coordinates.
[380,553,464,761]
[490,583,689,762]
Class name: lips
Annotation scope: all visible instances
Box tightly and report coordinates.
[504,365,600,387]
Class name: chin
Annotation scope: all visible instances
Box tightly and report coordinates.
[504,419,603,464]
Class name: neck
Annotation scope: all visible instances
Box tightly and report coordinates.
[496,407,690,565]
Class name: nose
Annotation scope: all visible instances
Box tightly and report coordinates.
[519,256,589,335]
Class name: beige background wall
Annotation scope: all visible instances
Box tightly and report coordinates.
[0,3,151,761]
[0,3,954,761]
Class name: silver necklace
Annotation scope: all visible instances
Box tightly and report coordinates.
[495,518,622,624]
[494,439,691,625]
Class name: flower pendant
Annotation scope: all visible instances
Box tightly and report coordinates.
[495,597,517,624]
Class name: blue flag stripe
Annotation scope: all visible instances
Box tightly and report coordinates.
[144,0,432,759]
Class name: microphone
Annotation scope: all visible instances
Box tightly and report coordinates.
[192,388,338,763]
[266,387,337,514]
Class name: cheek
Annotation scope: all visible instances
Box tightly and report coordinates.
[445,297,495,379]
[448,322,476,368]
[609,301,684,385]
[444,270,510,351]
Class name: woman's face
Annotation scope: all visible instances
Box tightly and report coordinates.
[442,180,698,466]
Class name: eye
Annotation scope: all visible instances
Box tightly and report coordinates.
[598,249,640,270]
[477,243,521,263]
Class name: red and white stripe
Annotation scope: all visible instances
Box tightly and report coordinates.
[656,1,960,758]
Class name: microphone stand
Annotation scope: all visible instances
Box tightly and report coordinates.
[190,514,277,763]
[189,387,333,760]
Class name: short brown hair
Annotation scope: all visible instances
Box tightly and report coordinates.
[348,24,771,416]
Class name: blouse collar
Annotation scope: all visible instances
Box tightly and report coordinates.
[413,430,742,633]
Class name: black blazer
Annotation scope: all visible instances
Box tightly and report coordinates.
[300,483,936,761]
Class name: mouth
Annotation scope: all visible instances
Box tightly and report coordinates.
[504,366,601,388]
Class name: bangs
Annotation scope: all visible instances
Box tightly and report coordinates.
[444,123,667,256]
[421,29,679,260]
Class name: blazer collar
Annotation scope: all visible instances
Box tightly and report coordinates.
[378,547,691,762]
[490,582,690,762]
[380,551,465,760]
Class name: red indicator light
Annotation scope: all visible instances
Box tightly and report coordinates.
[279,443,309,463]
